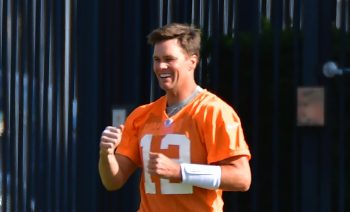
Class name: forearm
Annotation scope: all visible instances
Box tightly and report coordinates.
[98,153,124,191]
[179,163,250,191]
[179,156,251,191]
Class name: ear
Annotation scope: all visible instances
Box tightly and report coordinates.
[189,54,199,69]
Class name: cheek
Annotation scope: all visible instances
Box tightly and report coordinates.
[153,63,159,73]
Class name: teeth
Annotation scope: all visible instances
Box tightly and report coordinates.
[160,73,171,78]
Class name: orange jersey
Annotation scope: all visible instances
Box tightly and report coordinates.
[116,89,251,212]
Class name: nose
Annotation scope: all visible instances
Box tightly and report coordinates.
[155,61,168,70]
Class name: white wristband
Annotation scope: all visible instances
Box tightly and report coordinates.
[180,163,221,190]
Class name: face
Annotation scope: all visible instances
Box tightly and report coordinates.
[153,39,197,93]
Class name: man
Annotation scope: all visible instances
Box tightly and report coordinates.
[99,23,251,212]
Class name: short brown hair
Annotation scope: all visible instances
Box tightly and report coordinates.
[147,23,201,57]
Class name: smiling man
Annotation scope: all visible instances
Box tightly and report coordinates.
[99,23,251,212]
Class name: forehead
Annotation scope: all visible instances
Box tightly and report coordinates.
[153,39,187,57]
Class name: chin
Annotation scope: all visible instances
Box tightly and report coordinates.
[159,83,173,91]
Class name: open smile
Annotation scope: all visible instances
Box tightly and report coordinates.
[160,73,172,79]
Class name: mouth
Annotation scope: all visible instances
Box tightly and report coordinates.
[159,73,172,79]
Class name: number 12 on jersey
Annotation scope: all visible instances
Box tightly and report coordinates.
[141,134,193,194]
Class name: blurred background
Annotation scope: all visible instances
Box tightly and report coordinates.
[1,0,350,211]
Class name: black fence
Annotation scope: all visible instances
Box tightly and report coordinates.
[1,0,350,212]
[1,0,78,211]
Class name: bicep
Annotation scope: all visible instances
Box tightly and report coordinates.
[215,155,250,167]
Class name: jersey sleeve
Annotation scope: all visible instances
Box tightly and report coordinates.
[200,100,251,164]
[116,107,143,167]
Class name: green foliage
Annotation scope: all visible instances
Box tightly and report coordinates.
[201,20,350,104]
[200,20,350,157]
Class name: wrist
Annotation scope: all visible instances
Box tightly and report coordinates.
[99,149,116,157]
[180,163,221,190]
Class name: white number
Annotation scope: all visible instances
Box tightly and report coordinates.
[140,134,193,194]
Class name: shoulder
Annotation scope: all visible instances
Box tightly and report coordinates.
[194,90,241,122]
[197,90,236,112]
[126,96,165,125]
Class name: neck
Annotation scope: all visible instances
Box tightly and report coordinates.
[166,84,198,106]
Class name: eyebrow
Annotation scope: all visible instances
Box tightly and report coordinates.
[153,55,177,59]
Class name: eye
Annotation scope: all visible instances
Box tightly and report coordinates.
[153,57,160,63]
[165,57,176,63]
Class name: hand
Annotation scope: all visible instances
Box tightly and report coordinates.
[147,152,181,180]
[99,125,124,156]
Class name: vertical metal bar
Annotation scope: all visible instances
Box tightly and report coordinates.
[1,0,11,210]
[148,0,156,102]
[197,0,205,85]
[223,0,228,34]
[14,0,25,211]
[337,3,347,210]
[70,1,78,210]
[283,0,286,29]
[199,0,205,29]
[290,0,294,27]
[210,0,219,90]
[226,0,233,36]
[149,0,164,102]
[192,0,201,85]
[57,1,65,210]
[336,0,342,29]
[38,0,50,210]
[12,0,20,210]
[291,0,301,211]
[271,0,283,211]
[52,1,63,209]
[266,0,272,20]
[166,0,172,24]
[337,80,345,212]
[7,1,17,210]
[319,88,332,212]
[0,1,3,210]
[0,0,2,66]
[232,0,239,105]
[230,0,235,33]
[50,2,57,206]
[46,0,53,210]
[207,0,212,37]
[318,1,333,212]
[27,0,37,210]
[37,0,47,210]
[0,0,3,208]
[159,0,163,26]
[33,0,42,209]
[63,0,72,210]
[345,0,349,32]
[151,0,163,101]
[249,0,261,211]
[0,7,2,189]
[191,0,196,24]
[300,0,320,211]
[21,0,30,210]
